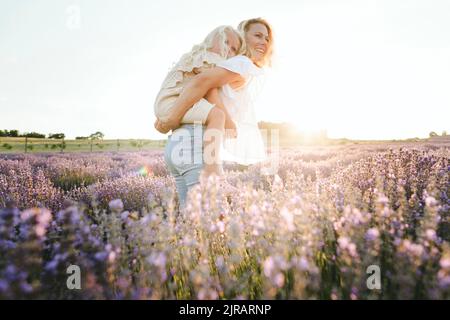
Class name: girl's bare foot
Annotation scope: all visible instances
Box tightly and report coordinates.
[201,164,224,179]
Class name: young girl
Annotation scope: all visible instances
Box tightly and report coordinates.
[160,18,272,167]
[154,25,242,175]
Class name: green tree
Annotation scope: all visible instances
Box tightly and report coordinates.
[89,131,104,140]
[48,133,65,139]
[23,132,46,138]
[8,130,19,137]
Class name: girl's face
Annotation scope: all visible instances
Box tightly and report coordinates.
[225,30,241,57]
[244,23,270,65]
[210,30,241,58]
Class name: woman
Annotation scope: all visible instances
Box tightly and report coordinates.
[156,18,274,208]
[154,25,243,176]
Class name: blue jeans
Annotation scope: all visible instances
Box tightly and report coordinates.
[164,124,205,208]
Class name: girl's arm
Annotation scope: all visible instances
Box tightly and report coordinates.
[154,85,237,137]
[162,67,243,130]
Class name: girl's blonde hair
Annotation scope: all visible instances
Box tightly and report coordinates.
[187,25,243,61]
[238,18,274,67]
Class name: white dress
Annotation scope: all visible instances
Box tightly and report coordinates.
[216,55,268,165]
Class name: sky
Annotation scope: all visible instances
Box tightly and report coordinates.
[0,0,449,140]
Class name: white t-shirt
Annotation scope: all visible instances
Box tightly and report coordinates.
[216,55,267,165]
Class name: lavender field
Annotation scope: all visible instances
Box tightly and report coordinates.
[0,143,449,299]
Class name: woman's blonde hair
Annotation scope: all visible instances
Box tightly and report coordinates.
[188,25,243,60]
[238,18,274,67]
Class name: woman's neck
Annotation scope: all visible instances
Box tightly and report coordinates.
[253,60,263,68]
[251,56,264,68]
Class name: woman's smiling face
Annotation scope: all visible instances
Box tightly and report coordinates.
[244,23,270,65]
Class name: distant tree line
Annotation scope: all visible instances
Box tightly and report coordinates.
[1,130,105,139]
[258,121,328,142]
[429,131,448,137]
[258,121,302,138]
[0,130,19,137]
[48,133,65,139]
[76,132,105,140]
[0,130,65,138]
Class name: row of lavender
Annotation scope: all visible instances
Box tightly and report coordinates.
[0,144,449,299]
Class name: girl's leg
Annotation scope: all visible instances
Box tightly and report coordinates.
[202,107,225,176]
[204,88,237,138]
[203,88,226,176]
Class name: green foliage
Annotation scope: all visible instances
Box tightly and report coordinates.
[2,143,13,150]
[89,131,104,140]
[48,133,65,139]
[0,129,19,137]
[23,132,46,138]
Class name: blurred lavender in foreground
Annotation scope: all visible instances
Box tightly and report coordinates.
[0,146,448,299]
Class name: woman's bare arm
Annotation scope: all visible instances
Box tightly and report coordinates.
[161,67,243,130]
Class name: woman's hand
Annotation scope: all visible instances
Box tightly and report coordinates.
[154,118,171,134]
